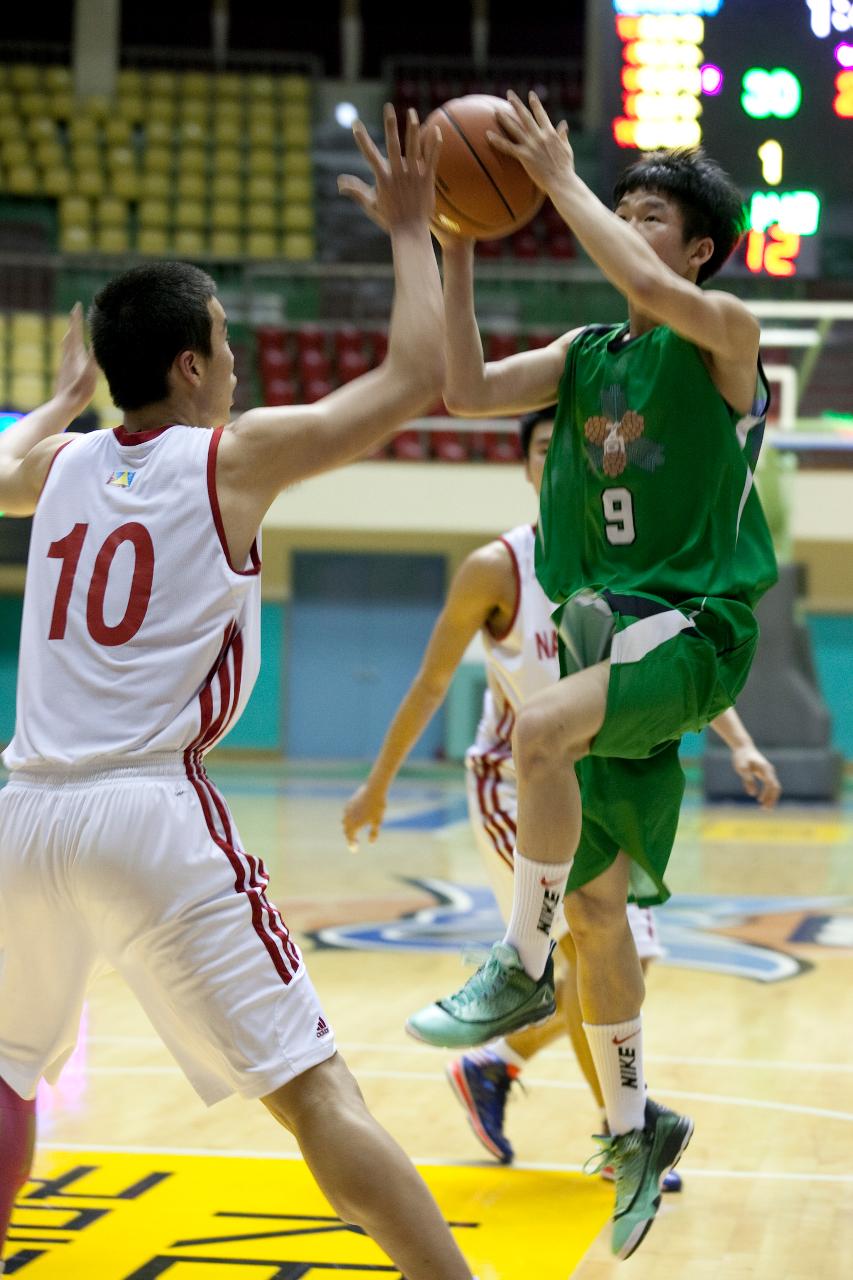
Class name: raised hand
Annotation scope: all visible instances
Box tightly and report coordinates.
[487,90,574,194]
[53,303,98,417]
[338,103,441,234]
[731,744,782,809]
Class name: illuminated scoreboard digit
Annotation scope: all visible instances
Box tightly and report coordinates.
[601,0,853,280]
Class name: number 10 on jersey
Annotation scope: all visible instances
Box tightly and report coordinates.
[602,487,636,545]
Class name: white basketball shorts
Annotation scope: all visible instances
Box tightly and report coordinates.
[0,758,336,1105]
[465,763,663,960]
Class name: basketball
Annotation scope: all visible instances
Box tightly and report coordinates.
[424,94,545,240]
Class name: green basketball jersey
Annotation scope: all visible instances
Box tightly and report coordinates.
[536,323,778,610]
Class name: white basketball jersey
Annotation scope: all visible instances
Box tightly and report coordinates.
[3,424,261,772]
[467,524,558,779]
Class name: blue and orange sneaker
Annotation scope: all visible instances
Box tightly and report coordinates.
[445,1050,518,1164]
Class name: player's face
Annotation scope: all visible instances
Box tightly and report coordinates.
[614,188,712,282]
[524,420,554,497]
[199,297,237,425]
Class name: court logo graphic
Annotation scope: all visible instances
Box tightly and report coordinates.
[584,385,664,477]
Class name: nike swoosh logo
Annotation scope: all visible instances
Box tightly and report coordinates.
[612,1031,640,1046]
[539,876,565,889]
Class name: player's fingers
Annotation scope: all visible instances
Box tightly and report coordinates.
[739,769,758,796]
[486,130,518,156]
[421,122,442,175]
[337,175,374,210]
[557,119,570,142]
[405,108,420,165]
[383,102,404,173]
[351,120,387,175]
[495,108,525,140]
[528,90,553,130]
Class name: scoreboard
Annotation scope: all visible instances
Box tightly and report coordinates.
[599,0,853,278]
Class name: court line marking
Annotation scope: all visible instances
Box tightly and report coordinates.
[34,1142,853,1184]
[84,1035,853,1075]
[72,1064,853,1123]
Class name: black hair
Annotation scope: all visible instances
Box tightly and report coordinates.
[89,261,218,410]
[520,405,557,459]
[612,148,748,284]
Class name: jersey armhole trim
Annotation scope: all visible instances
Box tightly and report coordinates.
[207,427,262,578]
[488,537,521,643]
[37,438,74,503]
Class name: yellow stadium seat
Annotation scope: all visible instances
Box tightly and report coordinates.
[71,143,100,171]
[137,227,169,256]
[42,166,73,197]
[248,74,275,101]
[118,69,143,97]
[182,72,210,100]
[6,165,40,195]
[11,374,47,411]
[248,102,275,128]
[104,117,132,146]
[212,146,241,173]
[138,198,169,229]
[45,66,72,92]
[35,138,63,168]
[211,173,241,202]
[0,117,18,144]
[176,172,206,200]
[213,118,240,146]
[19,92,46,118]
[209,230,241,257]
[248,121,275,148]
[96,225,130,253]
[180,100,208,127]
[59,224,94,253]
[111,169,140,200]
[11,342,45,376]
[248,148,276,177]
[143,146,172,175]
[210,201,240,231]
[145,119,173,147]
[174,200,205,231]
[59,196,91,226]
[28,116,56,143]
[48,91,73,121]
[149,72,177,98]
[147,98,176,127]
[83,95,111,122]
[213,101,241,127]
[68,117,99,144]
[76,168,105,197]
[281,103,311,130]
[2,140,32,168]
[247,174,275,203]
[178,121,205,146]
[0,89,12,116]
[107,143,136,171]
[282,174,312,203]
[212,73,242,101]
[282,232,314,261]
[11,313,45,343]
[281,75,310,105]
[95,196,128,227]
[282,203,314,233]
[173,228,205,256]
[10,65,39,92]
[117,95,145,125]
[247,204,275,232]
[177,147,206,176]
[139,170,170,199]
[246,231,277,260]
[281,121,311,151]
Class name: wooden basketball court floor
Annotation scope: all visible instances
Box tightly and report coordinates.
[6,758,853,1279]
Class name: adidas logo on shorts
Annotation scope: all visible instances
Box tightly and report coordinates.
[316,1016,330,1039]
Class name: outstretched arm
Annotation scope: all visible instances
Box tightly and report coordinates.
[709,708,781,808]
[342,544,516,849]
[490,92,759,368]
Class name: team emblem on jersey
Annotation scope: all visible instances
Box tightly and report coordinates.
[584,385,665,477]
[106,469,137,488]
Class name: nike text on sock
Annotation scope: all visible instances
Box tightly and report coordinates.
[583,1016,646,1136]
[503,850,572,979]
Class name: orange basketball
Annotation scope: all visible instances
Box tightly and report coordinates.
[424,94,545,241]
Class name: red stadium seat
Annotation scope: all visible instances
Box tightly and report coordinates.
[488,332,518,361]
[527,329,557,349]
[265,377,298,406]
[334,325,363,358]
[548,232,576,260]
[256,325,287,353]
[299,347,331,382]
[431,429,470,462]
[391,429,427,461]
[338,349,370,383]
[512,230,540,260]
[477,238,504,259]
[369,330,388,364]
[260,346,294,382]
[295,325,326,358]
[303,377,334,403]
[483,430,522,463]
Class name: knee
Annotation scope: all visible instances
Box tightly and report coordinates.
[513,704,570,776]
[263,1052,364,1135]
[565,887,625,947]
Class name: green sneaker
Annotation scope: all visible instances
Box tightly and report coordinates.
[585,1098,693,1260]
[405,943,556,1049]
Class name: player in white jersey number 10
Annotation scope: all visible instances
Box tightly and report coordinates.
[0,108,476,1280]
[343,407,780,1174]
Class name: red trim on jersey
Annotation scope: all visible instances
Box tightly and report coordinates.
[113,424,177,445]
[206,427,261,578]
[38,438,74,502]
[474,758,514,869]
[487,537,521,642]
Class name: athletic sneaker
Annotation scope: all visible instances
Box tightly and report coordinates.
[585,1098,693,1259]
[446,1051,518,1164]
[600,1162,683,1192]
[405,942,556,1048]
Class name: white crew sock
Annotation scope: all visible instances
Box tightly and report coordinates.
[583,1015,646,1136]
[503,850,572,979]
[487,1038,528,1072]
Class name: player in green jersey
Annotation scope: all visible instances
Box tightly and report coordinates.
[406,92,778,1260]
